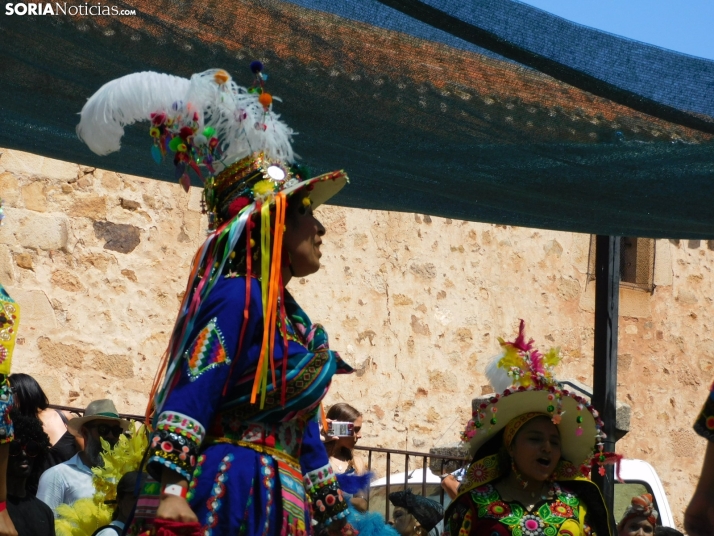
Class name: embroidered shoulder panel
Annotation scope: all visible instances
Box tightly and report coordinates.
[184,317,230,381]
[461,453,502,489]
[694,383,714,441]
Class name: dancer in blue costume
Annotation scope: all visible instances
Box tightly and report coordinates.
[77,65,354,535]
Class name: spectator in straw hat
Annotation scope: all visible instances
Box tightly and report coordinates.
[37,399,129,517]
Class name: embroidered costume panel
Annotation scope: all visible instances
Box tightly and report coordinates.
[445,483,596,536]
[145,276,351,533]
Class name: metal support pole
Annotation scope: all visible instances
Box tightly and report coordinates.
[591,235,620,521]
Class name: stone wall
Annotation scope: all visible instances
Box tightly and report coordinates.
[1,148,712,528]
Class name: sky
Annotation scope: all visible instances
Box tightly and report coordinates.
[517,0,714,60]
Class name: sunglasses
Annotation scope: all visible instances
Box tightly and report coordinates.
[9,440,42,458]
[86,423,124,438]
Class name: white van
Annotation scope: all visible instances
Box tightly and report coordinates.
[369,458,674,528]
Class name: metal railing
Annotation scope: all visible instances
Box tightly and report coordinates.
[354,445,469,522]
[50,405,470,523]
[49,404,145,422]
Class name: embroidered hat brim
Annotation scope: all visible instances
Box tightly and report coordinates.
[468,388,600,468]
[280,170,349,209]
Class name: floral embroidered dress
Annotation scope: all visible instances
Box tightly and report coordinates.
[446,483,592,536]
[143,275,352,535]
[694,379,714,441]
[444,457,608,536]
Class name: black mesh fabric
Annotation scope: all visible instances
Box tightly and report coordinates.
[1,0,714,237]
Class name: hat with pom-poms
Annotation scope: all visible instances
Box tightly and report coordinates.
[462,320,605,472]
[77,64,348,414]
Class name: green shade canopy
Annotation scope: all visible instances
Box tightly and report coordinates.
[1,0,713,237]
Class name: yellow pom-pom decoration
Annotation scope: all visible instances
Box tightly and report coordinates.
[258,92,273,108]
[250,239,256,248]
[302,197,312,207]
[253,180,274,197]
[230,251,236,259]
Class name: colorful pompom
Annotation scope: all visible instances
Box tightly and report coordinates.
[258,92,273,108]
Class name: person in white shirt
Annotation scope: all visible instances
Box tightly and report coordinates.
[36,399,128,517]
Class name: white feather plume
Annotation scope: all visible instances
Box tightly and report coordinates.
[485,351,513,394]
[77,71,191,155]
[76,68,295,168]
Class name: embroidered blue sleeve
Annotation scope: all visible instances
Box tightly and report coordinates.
[147,276,262,481]
[301,419,349,524]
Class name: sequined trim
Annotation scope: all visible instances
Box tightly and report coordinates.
[187,454,206,502]
[206,436,300,470]
[148,412,204,480]
[304,463,349,525]
[457,509,472,536]
[185,317,230,381]
[204,453,234,535]
[156,411,206,444]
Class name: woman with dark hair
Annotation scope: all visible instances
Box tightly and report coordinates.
[7,374,77,473]
[5,410,54,535]
[324,403,367,512]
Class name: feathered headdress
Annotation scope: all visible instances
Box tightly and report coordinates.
[77,64,348,416]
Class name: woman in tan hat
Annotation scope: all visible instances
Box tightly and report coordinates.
[78,65,353,535]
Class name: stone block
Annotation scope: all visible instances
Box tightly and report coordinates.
[13,210,69,250]
[120,198,141,211]
[37,337,83,368]
[32,373,63,405]
[14,253,33,271]
[0,173,20,204]
[51,270,84,292]
[6,288,57,330]
[0,245,14,285]
[80,253,114,272]
[90,352,135,379]
[0,150,77,181]
[97,170,122,190]
[93,221,141,254]
[21,181,48,212]
[428,445,469,475]
[654,239,673,286]
[70,196,107,220]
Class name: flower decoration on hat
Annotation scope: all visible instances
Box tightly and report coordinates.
[76,64,348,414]
[461,320,617,474]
